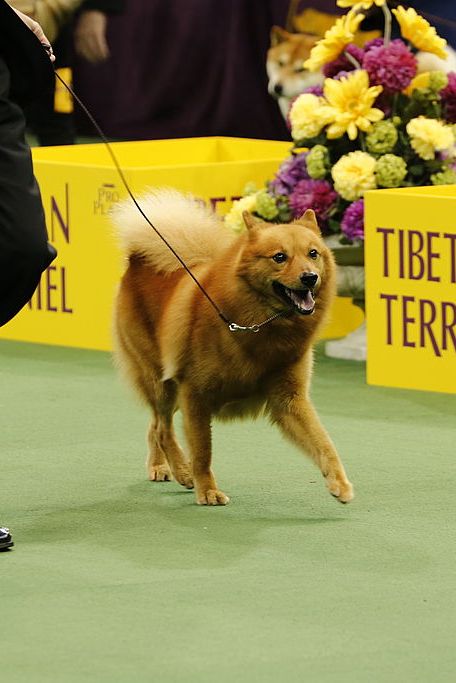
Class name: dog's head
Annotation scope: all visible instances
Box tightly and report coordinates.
[266,26,323,101]
[237,210,335,317]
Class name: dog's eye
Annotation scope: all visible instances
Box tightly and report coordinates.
[272,252,288,264]
[294,66,306,73]
[309,249,319,259]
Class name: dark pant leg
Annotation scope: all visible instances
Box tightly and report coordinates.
[24,27,76,146]
[0,56,57,327]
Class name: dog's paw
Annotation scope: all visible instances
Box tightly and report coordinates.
[325,475,354,504]
[197,489,230,506]
[148,464,172,482]
[173,465,194,490]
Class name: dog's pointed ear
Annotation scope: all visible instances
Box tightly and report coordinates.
[270,26,291,46]
[242,211,261,231]
[294,209,322,235]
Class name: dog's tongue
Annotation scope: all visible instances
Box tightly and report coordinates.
[302,289,315,311]
[288,288,315,312]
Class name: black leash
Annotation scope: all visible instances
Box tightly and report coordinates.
[53,71,290,333]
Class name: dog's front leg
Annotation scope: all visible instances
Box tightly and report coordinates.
[179,386,230,506]
[270,395,354,504]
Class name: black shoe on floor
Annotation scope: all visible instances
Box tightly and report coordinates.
[0,527,14,551]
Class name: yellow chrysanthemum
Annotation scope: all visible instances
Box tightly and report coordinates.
[332,151,377,201]
[404,71,431,95]
[337,0,385,8]
[392,6,447,60]
[404,71,448,96]
[224,194,257,233]
[323,70,384,140]
[406,116,455,160]
[289,93,334,141]
[303,9,365,72]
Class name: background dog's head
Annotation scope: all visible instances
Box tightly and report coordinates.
[237,210,335,317]
[266,26,323,105]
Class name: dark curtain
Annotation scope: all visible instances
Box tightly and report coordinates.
[74,0,291,141]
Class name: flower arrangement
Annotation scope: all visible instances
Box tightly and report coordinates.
[225,1,456,243]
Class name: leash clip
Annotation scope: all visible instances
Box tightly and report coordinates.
[229,322,260,333]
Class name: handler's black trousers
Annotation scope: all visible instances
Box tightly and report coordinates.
[0,56,56,327]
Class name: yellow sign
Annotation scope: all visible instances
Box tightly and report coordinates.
[365,185,456,394]
[0,137,362,351]
[54,68,73,113]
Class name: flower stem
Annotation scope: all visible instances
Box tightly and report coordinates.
[344,50,361,70]
[382,3,392,46]
[392,92,399,117]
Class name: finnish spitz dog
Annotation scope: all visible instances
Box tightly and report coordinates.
[113,190,353,506]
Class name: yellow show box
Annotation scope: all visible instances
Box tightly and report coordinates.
[1,137,362,351]
[365,185,456,394]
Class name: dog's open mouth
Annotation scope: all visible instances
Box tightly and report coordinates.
[272,282,316,315]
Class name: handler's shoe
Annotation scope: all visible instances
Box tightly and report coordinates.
[0,527,14,551]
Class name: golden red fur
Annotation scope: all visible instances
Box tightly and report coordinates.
[112,189,353,505]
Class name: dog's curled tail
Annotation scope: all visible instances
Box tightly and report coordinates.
[111,188,234,273]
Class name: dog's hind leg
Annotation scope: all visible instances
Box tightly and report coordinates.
[146,415,172,482]
[114,320,185,484]
[150,379,194,489]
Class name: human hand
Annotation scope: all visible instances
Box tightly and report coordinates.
[74,10,109,63]
[11,7,55,62]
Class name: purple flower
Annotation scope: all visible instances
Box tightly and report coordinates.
[373,91,393,117]
[364,38,384,51]
[333,70,352,81]
[341,199,364,241]
[289,179,338,233]
[441,148,456,172]
[362,39,417,93]
[269,154,309,196]
[301,84,324,97]
[323,44,364,79]
[440,71,456,123]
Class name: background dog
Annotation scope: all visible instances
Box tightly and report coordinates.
[268,17,456,121]
[112,189,353,506]
[266,26,322,119]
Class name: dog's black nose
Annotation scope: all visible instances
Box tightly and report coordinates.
[300,272,318,289]
[273,83,283,96]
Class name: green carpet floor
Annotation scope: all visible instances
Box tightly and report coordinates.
[1,340,455,683]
